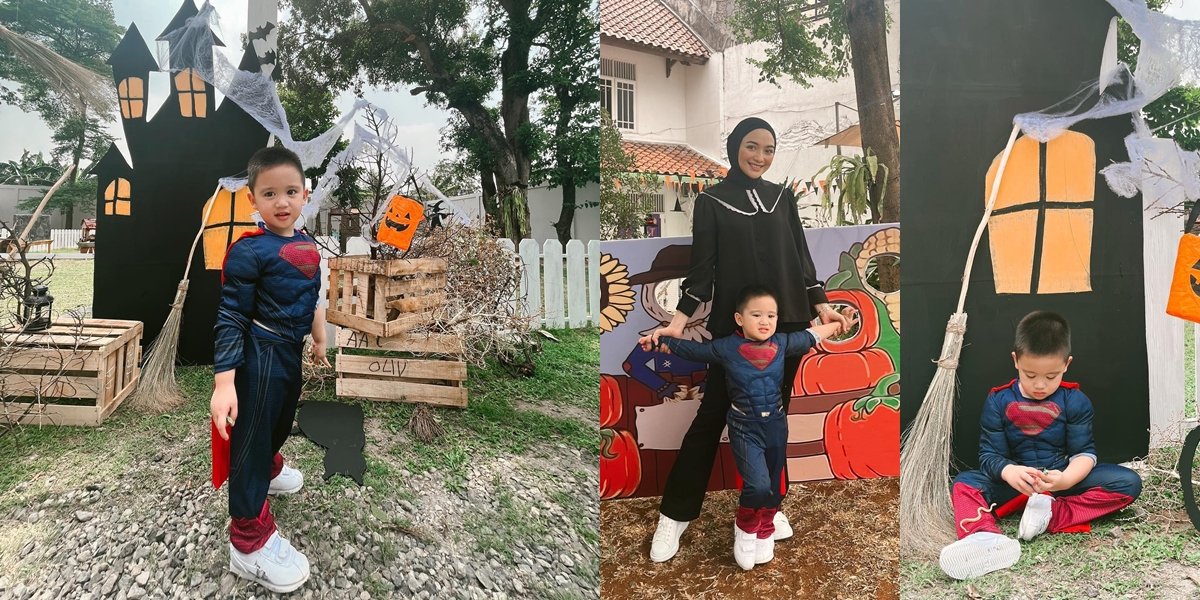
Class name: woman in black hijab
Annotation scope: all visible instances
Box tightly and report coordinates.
[647,117,853,562]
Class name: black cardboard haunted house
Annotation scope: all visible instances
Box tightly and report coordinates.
[900,0,1150,465]
[94,1,269,364]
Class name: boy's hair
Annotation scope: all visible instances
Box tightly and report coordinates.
[1013,310,1071,358]
[247,146,305,191]
[734,285,778,312]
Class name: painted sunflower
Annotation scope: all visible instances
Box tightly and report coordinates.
[599,253,636,333]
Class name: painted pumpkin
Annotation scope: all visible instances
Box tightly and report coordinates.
[1167,236,1200,322]
[600,374,622,428]
[600,428,641,500]
[985,131,1095,294]
[824,373,900,479]
[796,289,895,395]
[202,187,258,270]
[376,194,424,251]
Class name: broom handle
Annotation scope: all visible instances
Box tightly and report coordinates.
[956,124,1021,313]
[181,183,224,282]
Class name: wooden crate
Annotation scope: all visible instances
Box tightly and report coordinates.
[334,328,468,408]
[0,318,143,426]
[326,256,447,338]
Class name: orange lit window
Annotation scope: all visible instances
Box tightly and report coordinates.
[117,77,145,119]
[174,68,207,118]
[104,178,131,216]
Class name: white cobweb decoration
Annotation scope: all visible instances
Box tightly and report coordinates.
[1013,0,1200,207]
[157,1,468,242]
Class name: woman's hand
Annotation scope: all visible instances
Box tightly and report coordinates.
[816,303,858,336]
[642,325,684,350]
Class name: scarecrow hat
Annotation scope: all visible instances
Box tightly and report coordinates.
[628,245,691,285]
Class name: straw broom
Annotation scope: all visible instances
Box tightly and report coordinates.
[899,124,1021,558]
[127,183,222,412]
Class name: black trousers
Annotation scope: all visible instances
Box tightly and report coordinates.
[658,322,806,522]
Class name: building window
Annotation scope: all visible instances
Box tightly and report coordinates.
[600,58,636,130]
[174,68,207,118]
[104,178,131,216]
[117,77,145,119]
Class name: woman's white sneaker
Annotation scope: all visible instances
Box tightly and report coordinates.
[772,511,793,540]
[268,465,303,495]
[938,532,1020,580]
[229,531,310,593]
[1018,493,1053,541]
[649,514,689,562]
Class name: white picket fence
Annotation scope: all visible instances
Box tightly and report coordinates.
[49,229,598,329]
[51,229,83,249]
[498,238,600,329]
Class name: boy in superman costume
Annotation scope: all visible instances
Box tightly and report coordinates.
[641,285,849,570]
[210,147,331,593]
[939,311,1142,580]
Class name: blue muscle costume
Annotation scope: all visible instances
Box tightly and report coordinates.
[952,380,1142,539]
[660,328,818,537]
[215,227,321,553]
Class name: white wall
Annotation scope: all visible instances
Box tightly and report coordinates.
[684,51,724,161]
[601,45,690,145]
[441,183,598,244]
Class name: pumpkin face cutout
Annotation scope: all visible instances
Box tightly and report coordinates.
[376,195,423,251]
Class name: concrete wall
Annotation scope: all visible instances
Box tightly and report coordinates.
[0,184,82,232]
[442,183,599,244]
[601,45,691,145]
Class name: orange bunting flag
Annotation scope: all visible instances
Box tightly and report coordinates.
[614,178,622,190]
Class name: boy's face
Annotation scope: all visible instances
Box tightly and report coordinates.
[734,295,778,342]
[1011,351,1072,400]
[249,163,308,235]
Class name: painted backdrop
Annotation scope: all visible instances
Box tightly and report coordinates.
[599,225,900,500]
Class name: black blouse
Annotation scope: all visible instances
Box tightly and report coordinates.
[676,178,828,337]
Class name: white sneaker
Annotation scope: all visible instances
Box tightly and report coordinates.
[1018,493,1053,541]
[268,465,303,495]
[938,532,1020,580]
[772,511,793,541]
[649,514,689,562]
[229,531,311,593]
[733,527,758,570]
[754,536,774,564]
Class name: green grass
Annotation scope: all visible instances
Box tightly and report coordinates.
[464,476,549,561]
[902,445,1200,599]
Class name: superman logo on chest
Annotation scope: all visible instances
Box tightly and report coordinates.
[737,340,779,371]
[1005,400,1062,437]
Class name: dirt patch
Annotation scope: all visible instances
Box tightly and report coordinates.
[601,478,899,599]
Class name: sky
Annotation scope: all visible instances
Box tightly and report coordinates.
[0,0,454,172]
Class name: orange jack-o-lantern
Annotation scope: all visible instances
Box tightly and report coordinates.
[1167,230,1200,322]
[986,131,1095,294]
[202,187,259,270]
[376,195,423,251]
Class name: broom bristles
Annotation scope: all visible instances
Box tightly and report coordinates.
[900,312,968,559]
[126,281,188,412]
[408,403,443,443]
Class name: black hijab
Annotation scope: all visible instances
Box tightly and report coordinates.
[724,117,777,190]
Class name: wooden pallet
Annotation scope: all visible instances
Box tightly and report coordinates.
[326,256,447,338]
[0,318,143,426]
[334,328,468,408]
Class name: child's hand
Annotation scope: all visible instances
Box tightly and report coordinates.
[310,337,332,367]
[1001,464,1044,496]
[210,383,238,441]
[811,321,843,340]
[1034,469,1064,493]
[638,334,658,351]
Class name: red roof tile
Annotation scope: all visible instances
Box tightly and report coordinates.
[622,140,726,177]
[601,0,709,62]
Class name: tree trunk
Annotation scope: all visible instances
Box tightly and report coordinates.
[480,168,501,236]
[846,0,899,291]
[555,179,576,245]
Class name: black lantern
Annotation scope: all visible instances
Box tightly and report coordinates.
[20,285,53,332]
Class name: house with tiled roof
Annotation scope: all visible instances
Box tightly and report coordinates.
[601,0,900,236]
